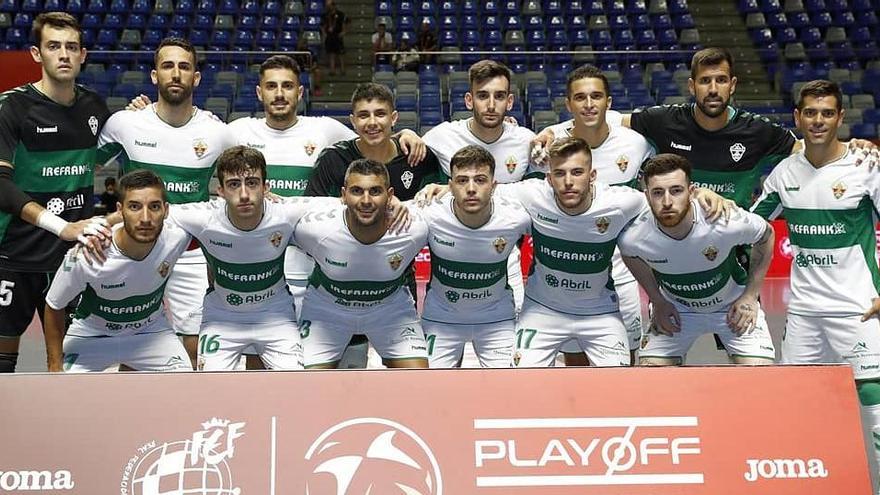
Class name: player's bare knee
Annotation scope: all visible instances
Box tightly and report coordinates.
[306,361,340,370]
[639,356,681,366]
[730,355,774,365]
[384,357,428,369]
[563,352,589,367]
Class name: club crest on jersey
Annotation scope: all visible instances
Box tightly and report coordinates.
[493,236,508,253]
[388,252,403,270]
[702,245,719,261]
[596,216,610,234]
[616,154,629,172]
[401,170,414,189]
[88,115,98,136]
[193,138,208,158]
[304,141,316,156]
[513,350,522,366]
[158,261,170,278]
[269,231,283,248]
[729,142,746,162]
[505,155,518,174]
[832,181,847,199]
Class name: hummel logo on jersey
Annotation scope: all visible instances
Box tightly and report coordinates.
[400,327,418,337]
[165,355,185,367]
[853,342,869,353]
[536,213,559,224]
[648,258,669,263]
[245,141,266,149]
[401,170,414,189]
[100,281,125,290]
[209,239,232,248]
[88,115,98,135]
[432,234,454,247]
[832,181,847,199]
[670,141,692,151]
[36,125,58,134]
[135,139,157,148]
[325,257,347,267]
[784,185,800,191]
[729,142,746,162]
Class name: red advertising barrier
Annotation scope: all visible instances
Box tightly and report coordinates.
[0,366,870,494]
[768,220,880,277]
[0,51,40,92]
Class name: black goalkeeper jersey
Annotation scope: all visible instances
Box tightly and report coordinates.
[0,84,110,272]
[305,138,442,200]
[630,104,796,207]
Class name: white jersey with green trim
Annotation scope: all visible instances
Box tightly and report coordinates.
[295,205,429,310]
[98,106,235,264]
[497,179,647,315]
[167,196,337,321]
[423,118,536,182]
[618,201,767,313]
[543,121,655,286]
[45,223,191,337]
[420,195,531,324]
[227,116,356,281]
[751,150,880,317]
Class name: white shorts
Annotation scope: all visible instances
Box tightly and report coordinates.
[165,260,208,336]
[640,308,775,361]
[508,245,524,314]
[423,318,515,368]
[300,290,426,367]
[62,330,192,372]
[197,318,303,371]
[560,279,644,354]
[783,313,880,380]
[514,298,630,368]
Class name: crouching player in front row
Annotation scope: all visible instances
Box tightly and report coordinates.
[43,170,192,372]
[618,154,776,365]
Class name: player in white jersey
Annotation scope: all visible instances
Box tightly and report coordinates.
[168,146,346,370]
[422,60,534,320]
[484,137,644,367]
[420,146,531,368]
[751,81,880,489]
[297,159,429,369]
[43,170,191,372]
[97,38,234,366]
[543,65,655,365]
[619,154,775,365]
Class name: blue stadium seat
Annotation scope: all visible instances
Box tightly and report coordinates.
[439,0,456,14]
[96,28,117,46]
[4,26,24,45]
[239,14,257,29]
[607,0,625,14]
[166,27,185,38]
[0,0,15,12]
[239,0,257,13]
[609,14,629,30]
[801,27,822,45]
[306,0,323,14]
[461,29,479,46]
[668,0,688,13]
[42,0,60,9]
[262,0,280,14]
[398,0,415,15]
[614,29,635,48]
[482,0,499,14]
[421,110,443,126]
[66,0,86,12]
[81,13,100,28]
[396,95,417,111]
[196,0,215,13]
[174,0,193,13]
[637,29,657,46]
[548,29,568,47]
[545,0,562,15]
[658,27,678,46]
[376,0,391,15]
[20,0,39,11]
[141,28,162,46]
[632,13,651,30]
[526,29,546,48]
[584,0,603,14]
[127,13,146,29]
[278,29,297,48]
[171,13,190,28]
[504,15,522,30]
[777,26,797,43]
[855,10,878,26]
[652,13,673,29]
[216,0,236,14]
[483,29,503,47]
[86,0,106,12]
[672,13,694,28]
[255,29,276,47]
[761,0,781,13]
[739,0,759,12]
[851,123,878,139]
[103,13,123,29]
[813,11,832,28]
[524,15,544,31]
[804,0,825,12]
[193,13,212,29]
[189,28,209,45]
[148,14,169,28]
[211,29,231,47]
[439,29,458,46]
[281,15,299,29]
[233,29,254,47]
[418,0,437,15]
[460,0,477,13]
[788,11,811,28]
[460,14,478,29]
[398,15,415,31]
[591,29,612,47]
[863,108,880,124]
[259,14,277,29]
[833,11,855,27]
[567,0,584,14]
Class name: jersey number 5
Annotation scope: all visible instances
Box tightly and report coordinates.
[0,280,14,306]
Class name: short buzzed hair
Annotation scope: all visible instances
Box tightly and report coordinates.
[642,153,692,185]
[32,12,81,46]
[155,37,198,69]
[259,54,301,80]
[450,145,496,176]
[566,64,610,97]
[344,158,391,189]
[118,169,167,203]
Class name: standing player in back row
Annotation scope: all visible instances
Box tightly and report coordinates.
[423,59,536,316]
[0,12,112,373]
[98,37,234,366]
[751,80,880,490]
[619,154,775,366]
[543,64,655,365]
[419,146,531,368]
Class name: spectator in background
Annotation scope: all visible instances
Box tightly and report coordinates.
[416,19,437,64]
[99,177,118,214]
[321,0,349,75]
[393,38,420,72]
[294,36,323,96]
[372,22,393,65]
